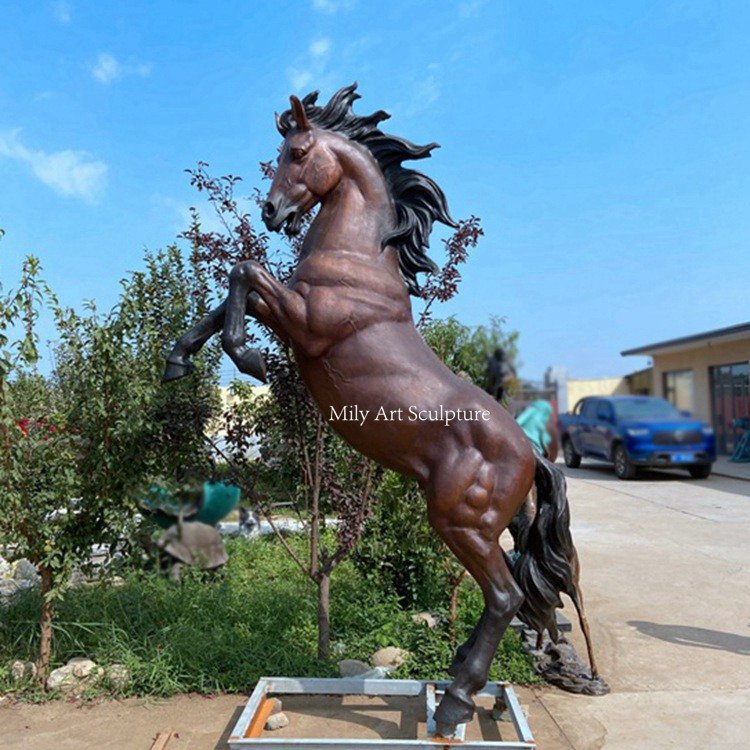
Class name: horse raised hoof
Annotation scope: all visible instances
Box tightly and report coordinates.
[163,356,195,383]
[236,347,267,383]
[433,687,475,735]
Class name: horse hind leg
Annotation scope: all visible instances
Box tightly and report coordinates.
[433,528,524,734]
[447,515,529,676]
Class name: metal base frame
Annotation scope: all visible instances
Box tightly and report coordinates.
[228,677,535,749]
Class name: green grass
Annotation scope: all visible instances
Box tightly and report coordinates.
[0,536,538,698]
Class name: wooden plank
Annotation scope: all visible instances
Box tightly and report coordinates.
[231,680,268,740]
[244,697,277,738]
[149,728,176,750]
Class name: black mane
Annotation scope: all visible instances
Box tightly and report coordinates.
[277,83,457,295]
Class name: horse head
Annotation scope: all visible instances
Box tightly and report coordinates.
[262,95,345,236]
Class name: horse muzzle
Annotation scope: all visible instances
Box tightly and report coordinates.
[262,199,302,235]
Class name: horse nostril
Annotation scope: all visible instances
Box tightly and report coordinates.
[262,201,275,220]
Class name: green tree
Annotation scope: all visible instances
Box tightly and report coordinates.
[420,314,520,391]
[0,247,219,685]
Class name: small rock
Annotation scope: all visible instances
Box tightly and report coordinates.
[265,712,289,731]
[105,664,130,689]
[47,665,77,691]
[268,697,284,716]
[371,647,409,669]
[10,660,37,682]
[46,658,99,691]
[338,659,370,677]
[68,569,89,587]
[0,579,34,607]
[12,559,40,584]
[69,658,97,679]
[0,555,11,579]
[412,612,438,628]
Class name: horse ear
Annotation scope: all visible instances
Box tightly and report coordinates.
[290,95,311,131]
[274,112,284,136]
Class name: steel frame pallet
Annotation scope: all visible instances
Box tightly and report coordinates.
[228,677,535,749]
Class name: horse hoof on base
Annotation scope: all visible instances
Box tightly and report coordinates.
[163,358,195,383]
[434,688,475,732]
[237,348,267,383]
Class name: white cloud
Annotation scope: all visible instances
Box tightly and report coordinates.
[288,69,313,91]
[312,0,354,14]
[416,74,440,107]
[287,38,336,93]
[0,131,107,203]
[52,1,71,24]
[309,38,331,58]
[92,53,151,85]
[402,66,442,118]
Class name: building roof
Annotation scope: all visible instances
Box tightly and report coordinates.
[622,322,750,357]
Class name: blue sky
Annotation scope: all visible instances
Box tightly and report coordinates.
[1,0,748,382]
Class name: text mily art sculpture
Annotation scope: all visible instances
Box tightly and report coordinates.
[165,84,606,736]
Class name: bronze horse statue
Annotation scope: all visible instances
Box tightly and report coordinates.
[165,84,602,734]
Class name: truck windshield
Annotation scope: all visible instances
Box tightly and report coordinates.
[613,398,681,421]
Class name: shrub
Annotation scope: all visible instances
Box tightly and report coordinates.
[0,536,538,698]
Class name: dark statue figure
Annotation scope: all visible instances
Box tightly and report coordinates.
[165,84,605,735]
[485,347,516,402]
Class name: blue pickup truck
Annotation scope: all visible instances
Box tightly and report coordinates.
[558,396,716,480]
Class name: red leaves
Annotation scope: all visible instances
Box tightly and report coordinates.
[16,417,58,438]
[418,215,483,326]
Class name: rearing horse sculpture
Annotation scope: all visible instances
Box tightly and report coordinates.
[165,84,601,734]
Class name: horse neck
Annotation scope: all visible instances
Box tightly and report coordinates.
[304,141,396,258]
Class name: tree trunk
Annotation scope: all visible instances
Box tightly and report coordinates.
[36,566,54,688]
[317,571,331,660]
[448,570,466,645]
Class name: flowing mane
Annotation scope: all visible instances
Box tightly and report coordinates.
[277,83,457,295]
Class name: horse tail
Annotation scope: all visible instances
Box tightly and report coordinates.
[510,455,576,641]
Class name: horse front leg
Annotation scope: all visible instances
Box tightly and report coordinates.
[221,260,313,379]
[164,288,287,383]
[164,300,228,382]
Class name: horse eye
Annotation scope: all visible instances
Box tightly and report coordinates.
[291,148,307,161]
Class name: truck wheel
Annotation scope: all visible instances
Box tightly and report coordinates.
[689,464,712,479]
[613,444,637,480]
[563,437,581,468]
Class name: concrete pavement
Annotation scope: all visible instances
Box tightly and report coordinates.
[712,455,750,481]
[538,463,750,748]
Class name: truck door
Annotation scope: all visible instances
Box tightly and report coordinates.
[577,398,599,455]
[591,400,615,458]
